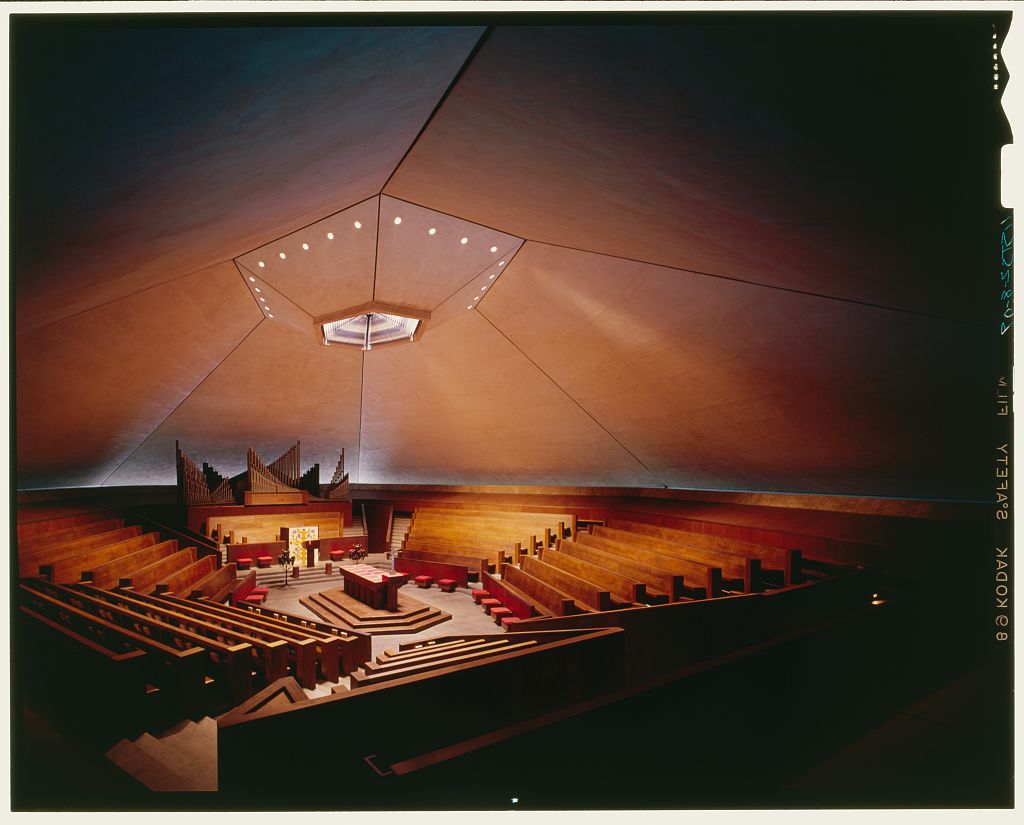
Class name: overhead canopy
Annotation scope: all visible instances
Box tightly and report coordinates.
[13,14,1005,498]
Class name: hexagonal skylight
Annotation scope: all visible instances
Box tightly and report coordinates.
[322,311,420,350]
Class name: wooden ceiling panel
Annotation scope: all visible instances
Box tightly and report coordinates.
[16,262,262,489]
[235,198,378,317]
[15,26,484,333]
[481,243,991,499]
[359,311,662,486]
[106,320,364,486]
[373,196,523,310]
[386,23,997,322]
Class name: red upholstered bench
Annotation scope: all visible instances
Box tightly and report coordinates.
[471,590,491,604]
[330,549,345,562]
[256,556,273,568]
[491,606,513,624]
[480,598,502,615]
[236,557,253,570]
[414,575,433,588]
[437,578,457,593]
[501,616,522,629]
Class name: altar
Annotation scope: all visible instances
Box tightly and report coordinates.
[338,564,410,612]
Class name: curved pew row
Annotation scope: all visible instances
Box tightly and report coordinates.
[606,519,803,585]
[21,578,255,705]
[593,526,763,592]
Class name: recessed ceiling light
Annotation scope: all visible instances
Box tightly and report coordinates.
[460,237,468,245]
[354,221,362,229]
[428,228,436,236]
[248,276,255,282]
[498,261,505,266]
[302,243,309,250]
[279,252,286,259]
[258,261,265,268]
[265,307,271,312]
[490,246,498,253]
[327,232,334,240]
[394,217,402,225]
[480,286,487,291]
[473,296,480,301]
[268,314,274,318]
[254,288,261,293]
[260,297,266,302]
[467,305,473,309]
[489,274,496,279]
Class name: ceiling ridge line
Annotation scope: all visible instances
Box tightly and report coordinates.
[371,197,382,302]
[475,309,668,489]
[378,26,494,197]
[229,193,380,263]
[235,260,316,321]
[96,316,266,487]
[428,239,526,313]
[16,259,242,340]
[530,240,985,327]
[356,349,366,484]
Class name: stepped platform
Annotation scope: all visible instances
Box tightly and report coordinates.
[300,586,451,635]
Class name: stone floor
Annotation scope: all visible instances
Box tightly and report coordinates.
[258,554,500,662]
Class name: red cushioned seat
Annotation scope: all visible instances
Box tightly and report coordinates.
[501,616,522,629]
[243,593,265,604]
[330,549,345,561]
[480,598,502,614]
[414,575,433,588]
[251,587,269,597]
[256,556,273,568]
[491,606,512,624]
[437,578,457,592]
[236,557,253,570]
[471,590,491,604]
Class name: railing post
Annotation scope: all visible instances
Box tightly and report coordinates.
[514,542,522,565]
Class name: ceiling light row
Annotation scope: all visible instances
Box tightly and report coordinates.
[253,221,367,266]
[246,276,273,318]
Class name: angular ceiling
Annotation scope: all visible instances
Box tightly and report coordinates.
[13,15,1005,499]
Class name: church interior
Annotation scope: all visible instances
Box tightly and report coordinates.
[11,11,1014,810]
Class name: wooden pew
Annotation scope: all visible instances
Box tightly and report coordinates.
[400,548,492,576]
[239,603,372,677]
[393,556,469,588]
[82,585,290,686]
[593,526,762,593]
[119,547,197,594]
[541,546,648,605]
[80,585,315,690]
[19,581,209,717]
[520,556,626,611]
[501,563,583,616]
[17,518,127,553]
[349,639,538,688]
[608,519,802,584]
[481,570,553,619]
[159,594,329,686]
[187,563,238,603]
[84,539,181,589]
[575,531,723,598]
[19,526,145,577]
[155,556,218,596]
[38,581,257,702]
[556,538,681,602]
[404,536,511,556]
[38,535,163,584]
